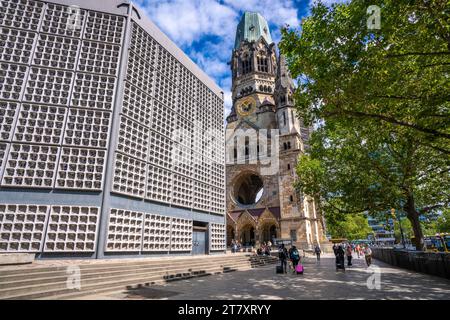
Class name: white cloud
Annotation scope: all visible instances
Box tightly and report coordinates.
[308,0,349,8]
[135,0,303,119]
[135,0,238,46]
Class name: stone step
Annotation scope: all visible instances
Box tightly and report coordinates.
[0,256,275,289]
[0,253,255,276]
[0,259,274,299]
[0,255,263,282]
[0,256,277,299]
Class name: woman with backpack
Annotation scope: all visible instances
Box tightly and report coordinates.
[290,246,301,273]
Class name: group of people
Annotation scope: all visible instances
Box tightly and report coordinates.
[230,239,242,253]
[278,244,304,274]
[256,241,272,256]
[332,243,372,267]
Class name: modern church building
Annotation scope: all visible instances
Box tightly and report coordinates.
[0,0,226,258]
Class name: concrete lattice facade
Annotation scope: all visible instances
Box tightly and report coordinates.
[0,0,226,258]
[226,12,327,250]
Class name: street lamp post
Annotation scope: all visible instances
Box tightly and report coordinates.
[391,208,406,249]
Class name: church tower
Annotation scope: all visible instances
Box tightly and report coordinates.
[225,12,327,250]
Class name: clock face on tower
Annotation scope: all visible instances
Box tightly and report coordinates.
[236,97,256,117]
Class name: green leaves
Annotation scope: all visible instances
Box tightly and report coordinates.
[282,0,450,246]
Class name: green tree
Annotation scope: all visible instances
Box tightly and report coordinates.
[436,209,450,233]
[283,0,450,250]
[325,211,372,240]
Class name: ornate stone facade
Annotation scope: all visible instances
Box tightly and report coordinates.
[225,12,327,250]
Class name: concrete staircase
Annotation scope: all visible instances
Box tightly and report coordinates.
[0,254,277,300]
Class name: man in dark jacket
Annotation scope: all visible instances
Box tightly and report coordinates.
[278,244,289,274]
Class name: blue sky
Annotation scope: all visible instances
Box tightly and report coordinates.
[133,0,343,117]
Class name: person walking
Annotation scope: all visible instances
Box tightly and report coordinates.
[290,246,301,273]
[333,243,339,256]
[314,244,321,261]
[364,246,373,266]
[356,244,360,258]
[336,245,345,271]
[346,244,353,266]
[278,244,289,274]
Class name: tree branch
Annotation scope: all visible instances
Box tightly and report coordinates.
[386,51,450,58]
[323,109,450,139]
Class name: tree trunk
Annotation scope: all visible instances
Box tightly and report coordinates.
[404,195,425,251]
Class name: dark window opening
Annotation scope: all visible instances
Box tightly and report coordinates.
[242,58,252,75]
[290,195,294,202]
[287,164,291,170]
[257,56,268,72]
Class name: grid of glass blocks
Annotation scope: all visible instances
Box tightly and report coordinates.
[121,82,152,127]
[171,144,192,178]
[71,73,115,110]
[117,116,149,161]
[193,181,209,212]
[0,204,49,252]
[13,104,66,145]
[43,206,99,252]
[176,93,196,122]
[0,0,44,31]
[130,22,158,66]
[178,65,196,97]
[210,135,224,163]
[83,11,124,45]
[151,99,176,138]
[146,163,172,204]
[156,47,178,84]
[40,3,86,38]
[211,186,225,215]
[2,143,58,188]
[24,67,73,105]
[173,114,193,149]
[112,152,146,198]
[126,51,154,96]
[170,217,192,251]
[192,132,212,157]
[105,208,143,252]
[0,101,19,141]
[148,131,172,170]
[0,27,36,65]
[171,174,193,208]
[56,147,105,190]
[153,71,177,109]
[63,108,111,149]
[142,213,171,252]
[211,162,225,187]
[0,62,27,101]
[78,40,120,76]
[0,142,8,176]
[32,34,80,70]
[209,223,226,251]
[192,152,211,185]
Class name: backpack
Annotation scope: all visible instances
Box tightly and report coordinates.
[291,249,300,260]
[279,249,287,259]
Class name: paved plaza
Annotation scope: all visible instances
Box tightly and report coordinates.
[78,254,450,300]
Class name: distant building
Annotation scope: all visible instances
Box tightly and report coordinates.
[367,216,395,245]
[0,0,225,258]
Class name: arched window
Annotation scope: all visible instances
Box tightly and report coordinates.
[242,56,252,75]
[287,141,291,149]
[283,142,287,150]
[287,163,291,170]
[257,56,268,72]
[290,195,294,202]
[283,111,286,126]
